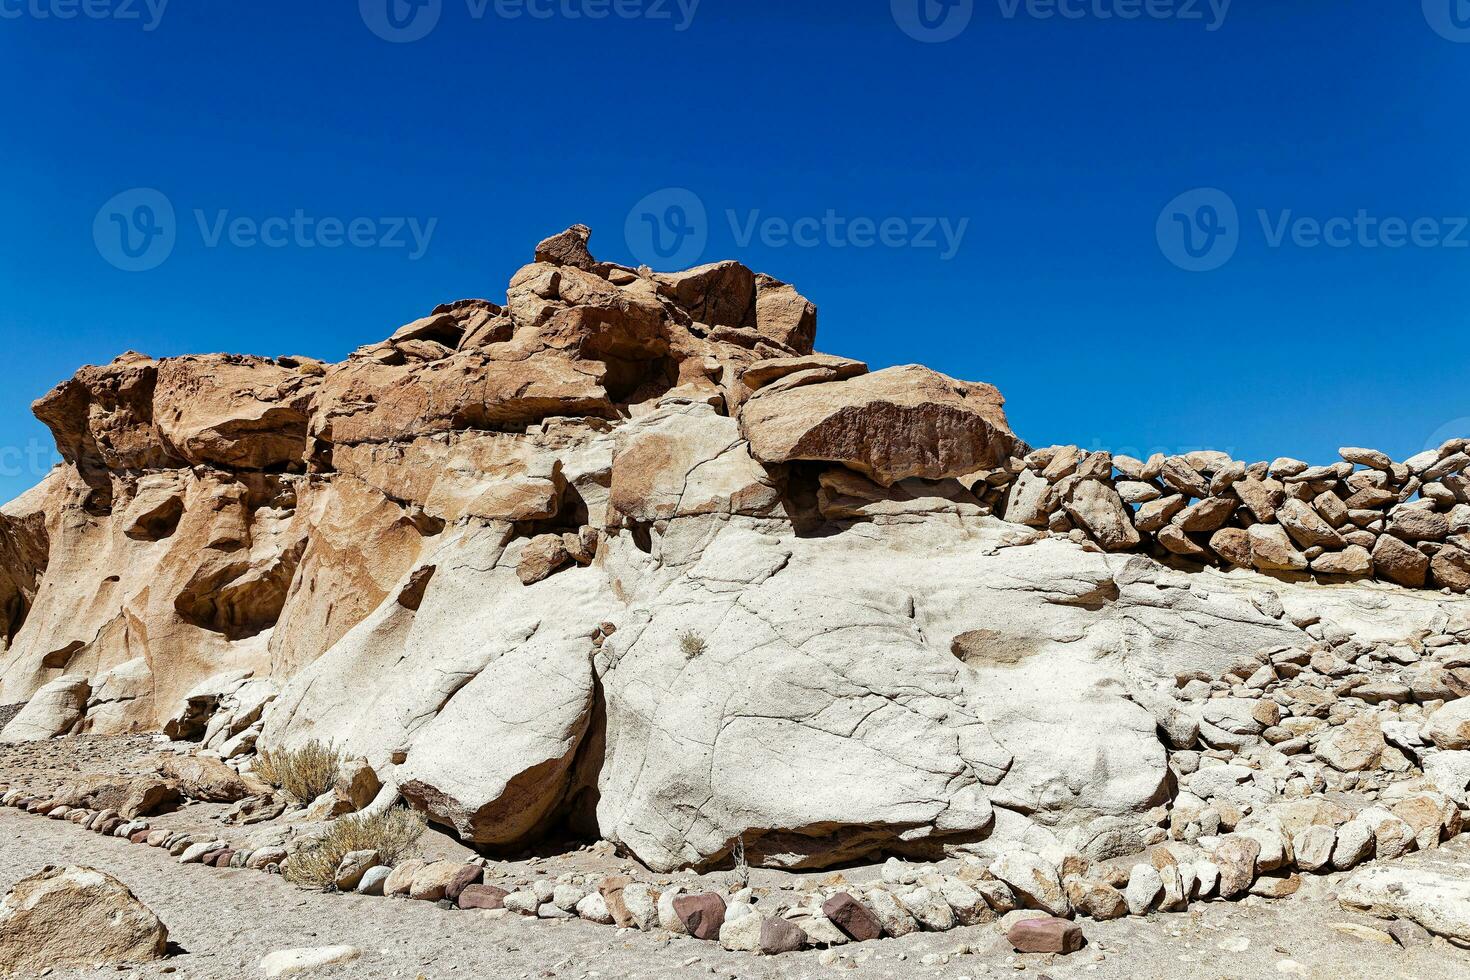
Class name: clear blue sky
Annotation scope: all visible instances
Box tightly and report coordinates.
[2,1,1467,502]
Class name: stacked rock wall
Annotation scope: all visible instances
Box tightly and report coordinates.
[993,445,1469,593]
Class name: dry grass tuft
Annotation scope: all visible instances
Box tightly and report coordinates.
[679,631,707,659]
[282,806,427,888]
[256,740,343,804]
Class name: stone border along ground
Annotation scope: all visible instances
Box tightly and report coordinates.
[976,440,1470,593]
[7,611,1470,962]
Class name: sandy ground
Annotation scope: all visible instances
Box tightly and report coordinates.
[3,736,1469,978]
[4,802,1468,980]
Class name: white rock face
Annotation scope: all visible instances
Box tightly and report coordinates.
[257,480,1464,872]
[0,674,89,742]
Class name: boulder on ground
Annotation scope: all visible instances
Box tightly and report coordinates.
[0,866,168,975]
[1339,865,1470,943]
[159,756,254,802]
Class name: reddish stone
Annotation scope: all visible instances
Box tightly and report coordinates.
[97,818,123,835]
[760,916,808,955]
[822,892,883,942]
[457,884,509,911]
[1007,916,1085,954]
[672,893,726,941]
[443,864,483,903]
[129,830,151,844]
[210,849,236,867]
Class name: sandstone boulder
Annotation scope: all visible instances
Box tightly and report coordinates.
[740,365,1019,486]
[0,866,168,974]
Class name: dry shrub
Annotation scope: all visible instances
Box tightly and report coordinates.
[256,740,343,804]
[282,806,427,888]
[679,631,706,659]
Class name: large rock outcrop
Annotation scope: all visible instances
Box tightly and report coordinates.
[2,225,1466,874]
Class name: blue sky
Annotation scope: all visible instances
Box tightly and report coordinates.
[2,1,1467,502]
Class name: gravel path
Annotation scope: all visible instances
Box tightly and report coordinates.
[1,807,1461,979]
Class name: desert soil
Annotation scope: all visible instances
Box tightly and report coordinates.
[1,737,1465,980]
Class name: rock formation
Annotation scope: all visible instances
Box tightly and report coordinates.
[1,225,1467,873]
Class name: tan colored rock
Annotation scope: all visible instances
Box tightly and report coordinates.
[383,860,425,898]
[1136,495,1186,533]
[753,274,818,354]
[1312,546,1372,578]
[0,674,89,742]
[1176,496,1236,533]
[741,365,1019,486]
[610,405,781,524]
[1004,469,1052,527]
[740,354,866,392]
[153,355,318,469]
[1209,527,1253,567]
[1233,478,1284,523]
[1373,534,1429,588]
[1432,546,1470,593]
[1063,481,1141,551]
[1248,524,1308,572]
[516,534,572,586]
[31,353,179,502]
[1316,718,1384,772]
[312,349,615,449]
[1278,499,1344,549]
[160,756,254,802]
[0,866,167,974]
